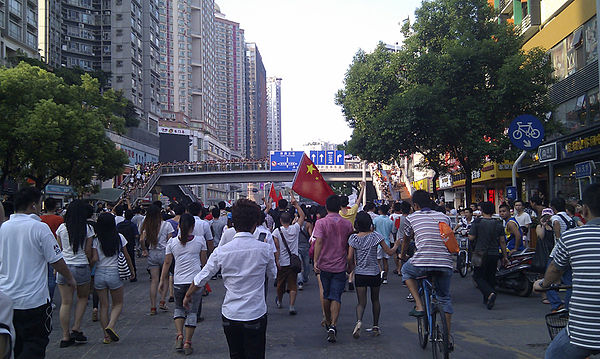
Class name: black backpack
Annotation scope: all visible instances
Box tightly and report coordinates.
[557,214,577,230]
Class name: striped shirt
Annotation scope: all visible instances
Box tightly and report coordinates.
[552,218,600,349]
[403,209,453,269]
[348,232,384,276]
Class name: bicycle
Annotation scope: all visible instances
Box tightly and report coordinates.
[511,122,541,140]
[536,283,572,340]
[416,272,451,359]
[455,233,470,278]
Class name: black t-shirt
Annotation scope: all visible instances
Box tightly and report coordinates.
[268,207,295,229]
[117,220,139,247]
[469,218,504,254]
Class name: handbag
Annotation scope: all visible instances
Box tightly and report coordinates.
[471,250,485,267]
[439,222,460,254]
[117,240,131,280]
[278,228,302,274]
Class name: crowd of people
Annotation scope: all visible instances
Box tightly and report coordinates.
[0,181,599,359]
[118,163,161,199]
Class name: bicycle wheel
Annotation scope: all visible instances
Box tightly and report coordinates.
[431,305,450,359]
[458,252,468,278]
[418,291,428,348]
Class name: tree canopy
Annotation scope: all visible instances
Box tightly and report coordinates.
[0,62,129,193]
[336,0,555,204]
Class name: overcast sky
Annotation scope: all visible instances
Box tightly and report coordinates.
[218,0,423,151]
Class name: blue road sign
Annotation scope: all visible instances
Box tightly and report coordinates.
[509,115,545,151]
[506,186,517,201]
[309,151,318,164]
[575,161,595,179]
[317,151,326,165]
[326,151,335,165]
[335,150,345,165]
[269,151,304,172]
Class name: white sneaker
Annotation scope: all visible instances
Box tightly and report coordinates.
[352,321,361,339]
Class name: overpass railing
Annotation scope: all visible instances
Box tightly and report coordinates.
[160,160,365,175]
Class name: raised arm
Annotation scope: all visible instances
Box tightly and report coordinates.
[290,191,305,227]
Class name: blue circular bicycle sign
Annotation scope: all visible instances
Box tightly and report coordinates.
[508,114,545,151]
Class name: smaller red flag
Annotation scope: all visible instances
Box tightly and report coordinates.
[292,154,335,205]
[268,183,279,203]
[276,189,284,202]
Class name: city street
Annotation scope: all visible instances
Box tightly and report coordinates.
[47,258,557,359]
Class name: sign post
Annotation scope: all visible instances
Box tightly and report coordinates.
[508,115,545,188]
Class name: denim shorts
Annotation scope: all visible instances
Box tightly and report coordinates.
[147,249,165,268]
[401,260,453,314]
[173,283,202,327]
[94,267,122,290]
[319,271,346,303]
[56,264,90,286]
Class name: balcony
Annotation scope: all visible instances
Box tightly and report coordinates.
[191,87,202,95]
[518,13,540,42]
[499,0,513,15]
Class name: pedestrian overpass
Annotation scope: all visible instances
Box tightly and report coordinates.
[129,160,372,202]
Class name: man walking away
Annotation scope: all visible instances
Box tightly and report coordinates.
[373,204,394,284]
[313,195,355,343]
[41,197,64,302]
[469,202,508,309]
[117,210,139,282]
[184,199,276,359]
[0,187,76,358]
[211,208,227,247]
[534,184,600,358]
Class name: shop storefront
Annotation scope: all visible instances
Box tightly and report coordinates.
[449,162,514,210]
[411,178,434,193]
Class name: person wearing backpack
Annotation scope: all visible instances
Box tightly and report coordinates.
[547,198,577,312]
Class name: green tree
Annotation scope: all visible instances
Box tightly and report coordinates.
[337,0,555,205]
[0,62,129,192]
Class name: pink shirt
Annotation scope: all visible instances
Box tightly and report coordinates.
[313,213,354,273]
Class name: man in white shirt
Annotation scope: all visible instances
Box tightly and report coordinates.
[184,199,276,359]
[513,200,532,246]
[0,187,76,358]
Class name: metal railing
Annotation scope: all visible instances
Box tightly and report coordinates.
[129,169,161,203]
[179,185,199,202]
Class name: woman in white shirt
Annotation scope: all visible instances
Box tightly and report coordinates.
[56,200,94,348]
[159,213,207,355]
[91,213,135,344]
[140,204,172,314]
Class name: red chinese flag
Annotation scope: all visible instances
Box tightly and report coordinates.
[268,183,279,203]
[292,154,335,205]
[276,190,284,202]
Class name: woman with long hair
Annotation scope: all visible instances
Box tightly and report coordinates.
[56,200,94,347]
[91,213,135,344]
[347,211,399,338]
[159,213,207,355]
[140,204,173,314]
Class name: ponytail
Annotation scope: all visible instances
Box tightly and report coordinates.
[178,213,195,245]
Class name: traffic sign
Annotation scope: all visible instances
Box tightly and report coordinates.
[326,151,335,165]
[335,150,345,165]
[506,186,517,200]
[575,161,595,179]
[538,142,557,163]
[509,115,545,151]
[309,151,318,164]
[317,151,326,165]
[269,151,304,172]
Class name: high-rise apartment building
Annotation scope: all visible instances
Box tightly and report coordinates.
[38,0,61,67]
[0,0,39,62]
[266,76,281,152]
[245,42,267,159]
[214,5,247,158]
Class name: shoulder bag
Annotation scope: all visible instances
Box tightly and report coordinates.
[117,237,131,280]
[278,228,302,273]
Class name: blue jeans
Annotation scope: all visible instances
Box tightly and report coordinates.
[545,328,600,359]
[547,259,572,311]
[402,261,454,314]
[297,246,310,285]
[47,263,56,300]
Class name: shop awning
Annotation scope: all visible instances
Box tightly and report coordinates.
[87,188,124,203]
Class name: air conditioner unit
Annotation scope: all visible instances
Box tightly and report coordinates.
[65,36,71,41]
[79,23,85,28]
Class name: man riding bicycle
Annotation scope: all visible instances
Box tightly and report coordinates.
[400,190,454,351]
[534,184,600,359]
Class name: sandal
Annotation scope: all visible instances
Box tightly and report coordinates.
[105,327,119,342]
[102,336,111,344]
[92,308,98,322]
[175,334,184,352]
[541,298,550,304]
[184,341,193,356]
[159,301,168,311]
[150,307,157,315]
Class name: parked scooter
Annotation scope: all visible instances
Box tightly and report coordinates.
[495,248,536,297]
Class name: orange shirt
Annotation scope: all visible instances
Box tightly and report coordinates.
[41,214,64,244]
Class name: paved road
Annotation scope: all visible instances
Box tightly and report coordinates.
[46,258,557,358]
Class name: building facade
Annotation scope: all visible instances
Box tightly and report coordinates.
[0,0,39,63]
[38,0,61,67]
[266,76,282,152]
[214,5,247,158]
[245,42,267,159]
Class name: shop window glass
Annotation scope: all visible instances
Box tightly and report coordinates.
[550,41,567,80]
[584,18,598,64]
[589,89,600,124]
